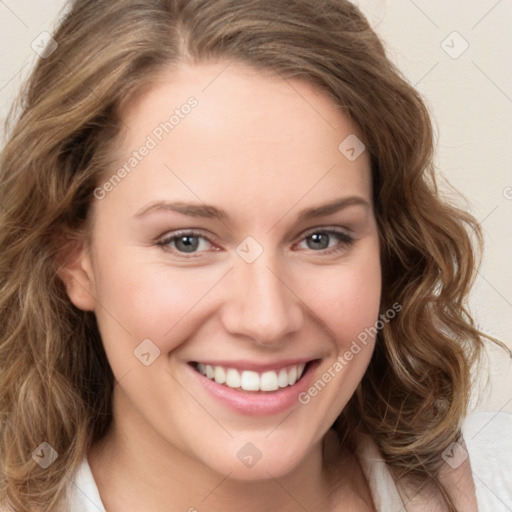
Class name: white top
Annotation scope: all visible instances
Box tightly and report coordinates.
[68,412,512,511]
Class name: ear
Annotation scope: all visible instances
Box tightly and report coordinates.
[58,241,97,312]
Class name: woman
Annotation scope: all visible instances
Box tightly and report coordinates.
[0,1,510,510]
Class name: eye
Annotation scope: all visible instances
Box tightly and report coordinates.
[157,230,215,254]
[296,229,354,253]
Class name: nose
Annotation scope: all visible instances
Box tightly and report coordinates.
[219,256,304,347]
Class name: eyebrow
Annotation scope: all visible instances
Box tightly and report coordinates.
[134,196,369,222]
[296,196,369,222]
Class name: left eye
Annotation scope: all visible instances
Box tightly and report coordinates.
[158,232,213,254]
[296,230,353,251]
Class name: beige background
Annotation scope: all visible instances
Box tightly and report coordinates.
[1,0,511,413]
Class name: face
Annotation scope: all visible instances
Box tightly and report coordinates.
[66,62,381,480]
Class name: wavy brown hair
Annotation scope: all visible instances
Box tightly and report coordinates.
[0,0,497,510]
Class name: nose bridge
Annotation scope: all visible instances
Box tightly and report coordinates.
[221,252,303,345]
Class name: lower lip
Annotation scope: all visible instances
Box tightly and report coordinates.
[187,361,319,416]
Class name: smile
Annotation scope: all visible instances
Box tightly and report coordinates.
[192,362,308,392]
[187,358,320,415]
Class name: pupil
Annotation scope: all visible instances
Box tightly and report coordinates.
[177,236,199,252]
[308,233,329,250]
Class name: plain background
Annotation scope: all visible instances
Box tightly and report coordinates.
[0,0,511,413]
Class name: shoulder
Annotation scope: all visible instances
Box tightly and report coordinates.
[352,411,512,512]
[462,410,512,511]
[67,458,106,512]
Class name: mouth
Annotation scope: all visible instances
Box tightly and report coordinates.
[186,358,320,415]
[189,360,313,393]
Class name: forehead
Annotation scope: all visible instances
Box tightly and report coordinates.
[104,62,372,218]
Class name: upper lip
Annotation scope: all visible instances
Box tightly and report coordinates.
[189,358,318,372]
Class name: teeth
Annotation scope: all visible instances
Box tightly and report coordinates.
[260,371,278,391]
[225,368,241,388]
[288,366,297,386]
[195,362,308,392]
[241,370,260,391]
[277,368,289,388]
[214,366,226,384]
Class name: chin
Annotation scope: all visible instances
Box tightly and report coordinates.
[195,437,313,482]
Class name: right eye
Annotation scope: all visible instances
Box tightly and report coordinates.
[157,230,217,255]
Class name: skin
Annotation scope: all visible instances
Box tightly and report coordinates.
[64,62,381,511]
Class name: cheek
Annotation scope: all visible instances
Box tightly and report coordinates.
[292,248,381,437]
[91,250,227,358]
[305,246,382,348]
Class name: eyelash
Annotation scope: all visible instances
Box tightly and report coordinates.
[156,228,355,257]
